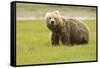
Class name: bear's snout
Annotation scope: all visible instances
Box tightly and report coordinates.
[51,21,54,25]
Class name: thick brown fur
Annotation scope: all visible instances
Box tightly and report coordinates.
[45,11,89,45]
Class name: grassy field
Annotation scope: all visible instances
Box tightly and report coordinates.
[16,19,96,65]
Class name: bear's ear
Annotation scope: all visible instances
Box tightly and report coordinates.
[54,11,64,27]
[45,12,50,20]
[54,10,60,15]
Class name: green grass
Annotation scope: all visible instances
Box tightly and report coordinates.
[16,19,97,65]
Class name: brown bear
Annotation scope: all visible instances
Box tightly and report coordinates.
[45,10,89,45]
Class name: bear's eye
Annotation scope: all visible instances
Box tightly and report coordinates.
[49,17,51,19]
[54,18,56,20]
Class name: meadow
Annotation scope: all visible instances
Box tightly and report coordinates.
[16,19,97,65]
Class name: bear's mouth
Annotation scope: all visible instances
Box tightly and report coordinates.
[49,25,59,30]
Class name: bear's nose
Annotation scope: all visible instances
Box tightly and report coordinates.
[51,21,54,25]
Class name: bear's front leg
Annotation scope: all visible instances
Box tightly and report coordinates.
[51,32,59,45]
[61,32,70,45]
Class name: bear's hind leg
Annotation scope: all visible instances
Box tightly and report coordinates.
[80,38,88,44]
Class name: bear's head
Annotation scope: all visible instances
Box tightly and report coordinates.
[45,11,64,32]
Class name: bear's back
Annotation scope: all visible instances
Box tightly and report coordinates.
[63,18,89,44]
